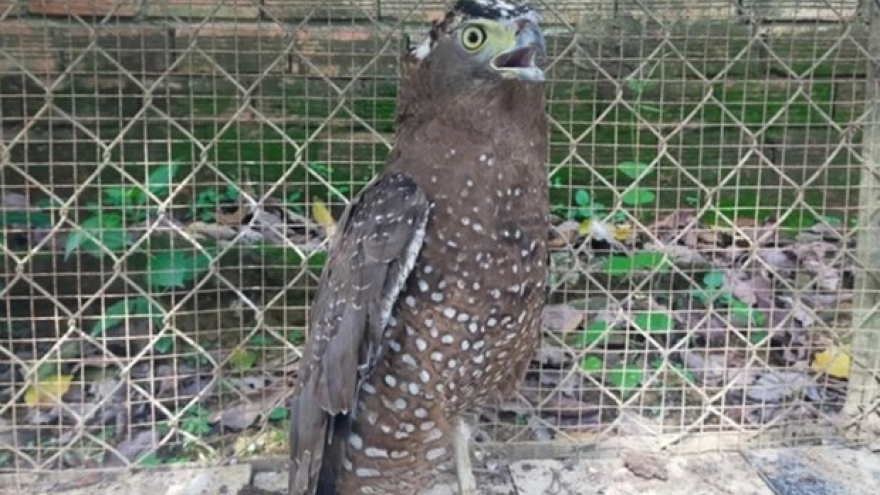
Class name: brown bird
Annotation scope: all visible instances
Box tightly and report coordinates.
[288,1,549,493]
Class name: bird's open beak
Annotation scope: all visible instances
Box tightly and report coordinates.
[490,20,546,82]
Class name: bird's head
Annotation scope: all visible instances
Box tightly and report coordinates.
[404,0,546,87]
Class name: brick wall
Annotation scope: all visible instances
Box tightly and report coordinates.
[0,0,619,85]
[0,1,415,83]
[0,0,865,124]
[0,0,863,82]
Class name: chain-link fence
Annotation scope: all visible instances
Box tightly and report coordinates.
[0,0,878,475]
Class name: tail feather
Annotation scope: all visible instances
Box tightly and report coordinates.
[316,414,351,495]
[288,396,350,495]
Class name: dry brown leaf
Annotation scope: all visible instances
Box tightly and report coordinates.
[747,370,822,403]
[216,206,249,226]
[541,304,584,336]
[549,220,580,248]
[209,385,288,431]
[623,451,669,481]
[104,430,157,467]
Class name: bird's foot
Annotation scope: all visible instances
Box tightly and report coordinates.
[454,419,477,495]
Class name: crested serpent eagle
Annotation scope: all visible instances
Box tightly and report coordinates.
[289,1,549,493]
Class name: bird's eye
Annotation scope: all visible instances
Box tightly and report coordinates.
[460,25,487,51]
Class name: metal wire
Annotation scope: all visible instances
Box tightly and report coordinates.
[0,0,876,473]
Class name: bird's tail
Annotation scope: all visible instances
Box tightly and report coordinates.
[288,396,350,495]
[316,413,351,494]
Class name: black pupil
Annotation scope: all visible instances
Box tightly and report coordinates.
[468,30,481,45]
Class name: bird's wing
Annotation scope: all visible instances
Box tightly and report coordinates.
[289,171,430,495]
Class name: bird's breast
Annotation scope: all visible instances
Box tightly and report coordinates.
[389,191,548,412]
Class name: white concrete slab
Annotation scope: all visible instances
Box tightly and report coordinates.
[508,453,775,495]
[0,464,252,495]
[744,445,880,495]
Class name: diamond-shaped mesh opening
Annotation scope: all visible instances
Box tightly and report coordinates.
[0,0,877,477]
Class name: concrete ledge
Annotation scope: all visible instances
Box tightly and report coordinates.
[744,445,880,495]
[0,464,252,495]
[1,445,877,495]
[509,453,774,495]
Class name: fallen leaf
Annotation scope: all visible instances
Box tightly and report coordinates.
[747,370,822,403]
[541,304,584,336]
[311,197,336,238]
[811,346,851,379]
[585,219,630,252]
[210,385,288,431]
[104,430,158,467]
[623,451,668,480]
[613,223,633,241]
[25,374,73,407]
[549,220,579,247]
[616,410,663,437]
[215,206,248,226]
[228,348,258,372]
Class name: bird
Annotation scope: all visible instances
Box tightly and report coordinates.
[288,1,549,493]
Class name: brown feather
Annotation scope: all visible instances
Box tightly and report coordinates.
[291,2,549,493]
[288,173,430,495]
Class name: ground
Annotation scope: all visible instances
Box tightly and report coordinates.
[2,444,878,495]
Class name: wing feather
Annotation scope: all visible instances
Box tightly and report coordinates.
[289,171,430,495]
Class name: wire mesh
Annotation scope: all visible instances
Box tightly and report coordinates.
[0,0,877,474]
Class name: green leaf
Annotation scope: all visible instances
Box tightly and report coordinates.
[181,408,211,437]
[228,348,258,371]
[727,296,766,326]
[749,330,768,345]
[620,188,655,206]
[307,250,328,271]
[634,312,673,333]
[90,299,134,337]
[267,407,289,421]
[153,336,174,354]
[689,287,716,305]
[223,183,240,201]
[247,334,274,347]
[617,161,649,179]
[136,452,163,467]
[64,213,130,260]
[819,215,842,226]
[287,329,305,345]
[103,187,124,205]
[146,250,211,289]
[574,320,611,348]
[286,191,302,205]
[0,210,53,228]
[574,189,591,206]
[130,296,165,327]
[147,162,180,197]
[574,206,593,220]
[308,163,330,177]
[703,271,724,290]
[602,251,670,275]
[650,358,698,385]
[607,364,643,392]
[626,79,646,94]
[579,355,604,373]
[638,104,661,114]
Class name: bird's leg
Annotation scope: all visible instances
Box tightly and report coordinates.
[454,419,477,495]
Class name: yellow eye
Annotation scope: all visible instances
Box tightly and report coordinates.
[460,25,487,51]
